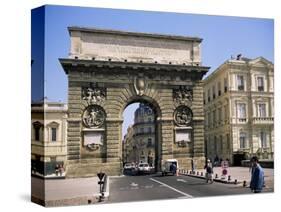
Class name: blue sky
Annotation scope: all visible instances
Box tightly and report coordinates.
[31,5,274,136]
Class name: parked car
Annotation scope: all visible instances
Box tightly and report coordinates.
[123,163,133,170]
[161,159,178,176]
[149,165,155,173]
[138,162,150,174]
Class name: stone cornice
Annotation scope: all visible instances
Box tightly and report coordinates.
[68,26,203,43]
[59,58,210,77]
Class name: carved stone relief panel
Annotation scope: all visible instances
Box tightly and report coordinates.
[82,84,106,104]
[173,85,193,106]
[82,105,106,128]
[174,106,193,126]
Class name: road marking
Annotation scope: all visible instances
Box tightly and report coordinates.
[149,178,193,198]
[177,179,187,183]
[130,182,138,187]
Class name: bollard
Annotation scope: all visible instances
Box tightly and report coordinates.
[201,172,203,176]
[228,175,231,181]
[97,172,106,202]
[190,170,192,174]
[215,173,218,178]
[234,179,237,184]
[197,171,199,175]
[243,180,247,187]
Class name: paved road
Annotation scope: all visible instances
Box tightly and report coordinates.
[108,174,271,203]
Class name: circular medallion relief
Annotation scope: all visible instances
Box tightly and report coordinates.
[82,105,106,128]
[174,106,193,126]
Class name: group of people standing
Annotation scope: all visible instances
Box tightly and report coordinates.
[204,156,265,193]
[55,164,65,176]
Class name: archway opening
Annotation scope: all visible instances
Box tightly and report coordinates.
[122,100,160,175]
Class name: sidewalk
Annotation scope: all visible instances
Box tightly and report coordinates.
[179,167,274,190]
[31,176,109,207]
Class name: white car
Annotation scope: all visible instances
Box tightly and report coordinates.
[138,163,150,174]
[124,163,133,170]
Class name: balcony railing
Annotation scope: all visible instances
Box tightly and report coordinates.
[252,117,274,124]
[257,147,270,152]
[237,148,250,152]
[133,132,155,137]
[238,118,247,122]
[231,118,248,124]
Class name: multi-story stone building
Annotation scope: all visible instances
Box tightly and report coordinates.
[132,103,155,166]
[122,125,134,163]
[31,99,68,176]
[203,56,274,165]
[122,104,156,166]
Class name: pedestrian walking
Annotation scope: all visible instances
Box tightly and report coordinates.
[204,159,213,183]
[191,158,195,173]
[55,164,59,176]
[170,163,177,175]
[59,164,64,176]
[214,155,219,167]
[250,156,264,193]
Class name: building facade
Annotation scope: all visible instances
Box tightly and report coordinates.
[203,56,274,165]
[123,103,156,166]
[31,100,68,176]
[122,126,134,163]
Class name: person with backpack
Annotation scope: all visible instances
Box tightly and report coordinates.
[204,159,214,183]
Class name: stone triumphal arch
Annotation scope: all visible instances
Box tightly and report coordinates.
[60,27,210,177]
